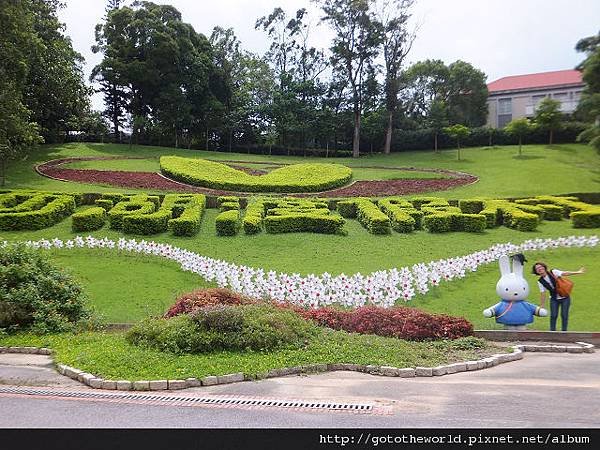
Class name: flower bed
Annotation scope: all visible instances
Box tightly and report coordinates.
[36,157,478,197]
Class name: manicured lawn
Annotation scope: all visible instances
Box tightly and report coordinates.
[0,331,505,381]
[4,142,600,198]
[49,251,209,323]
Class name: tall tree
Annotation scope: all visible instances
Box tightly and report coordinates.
[376,0,415,154]
[0,0,43,185]
[318,0,383,158]
[92,1,215,147]
[23,0,91,143]
[575,31,600,153]
[91,3,129,141]
[402,59,488,127]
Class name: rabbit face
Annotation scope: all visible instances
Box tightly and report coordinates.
[496,274,530,300]
[495,254,530,301]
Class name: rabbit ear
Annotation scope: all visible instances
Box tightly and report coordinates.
[512,256,524,278]
[499,255,510,276]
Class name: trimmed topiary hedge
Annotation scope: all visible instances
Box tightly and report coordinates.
[216,209,241,236]
[160,156,352,193]
[71,207,106,232]
[0,193,76,231]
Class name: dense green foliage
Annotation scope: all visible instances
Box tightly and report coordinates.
[0,244,88,332]
[127,304,320,353]
[71,206,106,232]
[160,156,352,192]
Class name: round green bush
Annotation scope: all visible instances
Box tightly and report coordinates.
[0,244,89,333]
[160,156,352,193]
[127,304,320,353]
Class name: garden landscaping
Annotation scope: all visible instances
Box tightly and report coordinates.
[1,142,599,385]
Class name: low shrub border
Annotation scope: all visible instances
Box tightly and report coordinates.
[0,342,593,390]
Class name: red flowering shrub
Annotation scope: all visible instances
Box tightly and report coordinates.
[287,305,472,341]
[164,288,256,318]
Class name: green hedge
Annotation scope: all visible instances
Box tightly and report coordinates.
[264,213,345,234]
[242,198,265,235]
[0,194,76,230]
[216,209,241,236]
[94,199,114,211]
[108,195,157,230]
[378,198,418,233]
[71,207,106,232]
[160,156,352,193]
[571,210,600,228]
[166,194,206,237]
[355,199,391,235]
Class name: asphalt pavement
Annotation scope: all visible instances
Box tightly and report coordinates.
[0,349,598,428]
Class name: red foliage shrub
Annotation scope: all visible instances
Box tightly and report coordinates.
[288,305,473,341]
[164,288,256,318]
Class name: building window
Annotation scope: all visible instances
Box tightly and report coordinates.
[498,98,512,128]
[553,92,567,101]
[498,98,512,115]
[532,94,546,107]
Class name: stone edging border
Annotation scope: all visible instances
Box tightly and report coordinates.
[0,342,594,391]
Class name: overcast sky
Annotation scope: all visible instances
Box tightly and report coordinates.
[58,0,600,110]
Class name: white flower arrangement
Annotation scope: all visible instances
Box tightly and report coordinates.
[5,235,597,309]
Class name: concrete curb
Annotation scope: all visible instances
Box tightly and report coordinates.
[0,342,594,391]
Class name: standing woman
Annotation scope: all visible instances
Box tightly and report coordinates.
[532,261,585,331]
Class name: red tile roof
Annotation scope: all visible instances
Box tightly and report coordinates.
[487,69,583,93]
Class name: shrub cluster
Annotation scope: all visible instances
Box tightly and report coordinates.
[164,288,257,318]
[106,194,206,236]
[263,198,344,235]
[514,195,600,228]
[217,196,240,212]
[355,199,391,234]
[216,209,241,236]
[0,244,89,333]
[378,198,420,233]
[160,156,352,193]
[242,198,265,234]
[71,207,106,232]
[127,303,319,353]
[289,305,473,341]
[0,192,76,231]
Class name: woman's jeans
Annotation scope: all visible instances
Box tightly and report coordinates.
[550,296,571,331]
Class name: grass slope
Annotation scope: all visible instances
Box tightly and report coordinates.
[4,142,599,197]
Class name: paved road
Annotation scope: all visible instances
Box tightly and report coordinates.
[1,350,598,428]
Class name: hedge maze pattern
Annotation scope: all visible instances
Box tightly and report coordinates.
[0,191,598,236]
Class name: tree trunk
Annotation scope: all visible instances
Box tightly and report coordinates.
[434,132,438,152]
[0,158,5,187]
[206,125,209,151]
[326,140,329,158]
[384,111,393,155]
[549,129,553,145]
[228,128,233,152]
[352,105,361,158]
[519,136,522,156]
[457,141,461,161]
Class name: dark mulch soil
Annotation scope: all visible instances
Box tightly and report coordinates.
[36,157,478,197]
